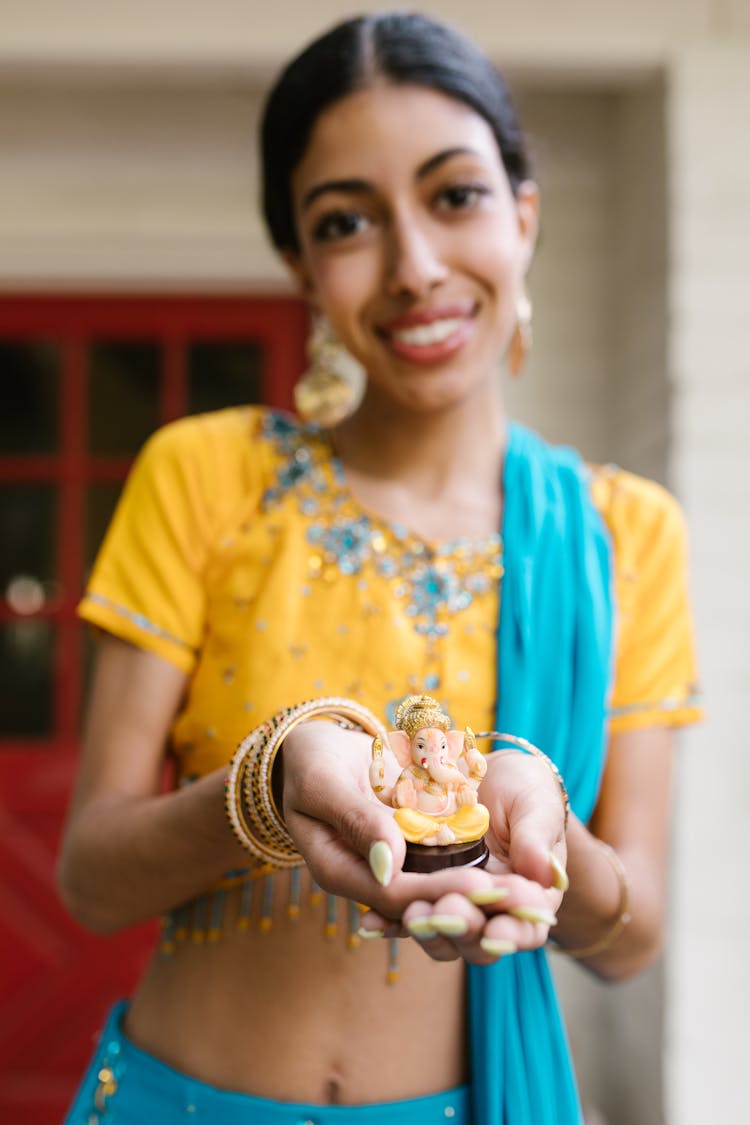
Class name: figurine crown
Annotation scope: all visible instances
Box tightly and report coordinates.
[394,694,451,739]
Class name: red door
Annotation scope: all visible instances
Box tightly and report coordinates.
[0,295,307,1124]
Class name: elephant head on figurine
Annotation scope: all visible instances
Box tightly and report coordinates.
[387,695,470,782]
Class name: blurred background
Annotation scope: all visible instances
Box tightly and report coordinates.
[0,2,747,1122]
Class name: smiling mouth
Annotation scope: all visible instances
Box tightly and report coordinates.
[388,317,467,347]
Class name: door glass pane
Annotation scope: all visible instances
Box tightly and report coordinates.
[0,341,59,453]
[0,620,54,736]
[0,483,56,591]
[85,483,123,575]
[88,341,161,455]
[187,341,262,415]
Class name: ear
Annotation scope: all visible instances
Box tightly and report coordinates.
[514,180,540,273]
[445,731,465,762]
[386,730,413,769]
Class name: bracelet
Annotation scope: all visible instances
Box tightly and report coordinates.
[560,842,631,959]
[225,698,387,869]
[474,730,570,829]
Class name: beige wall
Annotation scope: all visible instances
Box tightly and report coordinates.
[0,0,744,68]
[2,3,747,1122]
[667,45,750,1125]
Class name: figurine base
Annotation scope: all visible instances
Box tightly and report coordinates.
[402,836,489,873]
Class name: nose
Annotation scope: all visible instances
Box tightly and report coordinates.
[384,212,448,299]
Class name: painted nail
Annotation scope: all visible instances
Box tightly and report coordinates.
[407,918,439,940]
[428,914,469,937]
[480,938,518,957]
[467,887,511,906]
[369,841,393,887]
[549,853,570,893]
[357,926,385,940]
[509,906,558,927]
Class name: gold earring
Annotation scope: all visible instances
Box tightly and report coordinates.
[294,316,365,426]
[507,287,533,378]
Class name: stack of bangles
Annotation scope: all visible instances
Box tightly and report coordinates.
[224,697,388,868]
[225,702,630,958]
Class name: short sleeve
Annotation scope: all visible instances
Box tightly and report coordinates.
[591,466,703,734]
[78,412,249,673]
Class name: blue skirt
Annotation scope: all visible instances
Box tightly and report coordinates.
[64,1000,471,1124]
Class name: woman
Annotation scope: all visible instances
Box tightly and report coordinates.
[58,12,701,1125]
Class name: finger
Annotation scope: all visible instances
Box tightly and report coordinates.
[402,900,464,963]
[357,910,403,941]
[427,891,520,966]
[286,811,398,905]
[506,786,567,888]
[285,766,407,885]
[482,907,556,953]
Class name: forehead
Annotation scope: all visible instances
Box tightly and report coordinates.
[292,83,502,191]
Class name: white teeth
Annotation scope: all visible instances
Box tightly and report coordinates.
[390,318,464,346]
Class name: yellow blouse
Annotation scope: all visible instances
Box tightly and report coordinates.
[79,406,702,788]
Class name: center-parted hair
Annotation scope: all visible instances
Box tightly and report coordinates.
[260,11,531,252]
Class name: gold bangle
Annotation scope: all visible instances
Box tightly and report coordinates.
[560,842,631,959]
[474,731,570,829]
[225,698,387,869]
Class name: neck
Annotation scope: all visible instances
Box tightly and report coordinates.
[332,379,507,501]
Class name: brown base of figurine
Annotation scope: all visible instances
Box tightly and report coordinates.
[402,836,489,873]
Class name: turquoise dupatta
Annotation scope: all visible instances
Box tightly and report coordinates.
[468,423,615,1125]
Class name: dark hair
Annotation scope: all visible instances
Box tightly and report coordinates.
[260,11,531,252]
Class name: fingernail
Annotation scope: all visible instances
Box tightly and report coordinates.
[357,926,385,940]
[369,841,393,887]
[427,914,469,937]
[467,887,511,906]
[549,853,569,893]
[509,906,558,927]
[407,918,439,940]
[480,938,518,957]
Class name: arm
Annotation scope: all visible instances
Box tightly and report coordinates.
[552,724,675,981]
[57,634,249,933]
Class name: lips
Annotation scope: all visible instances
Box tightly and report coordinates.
[389,317,465,347]
[377,304,476,363]
[379,303,476,332]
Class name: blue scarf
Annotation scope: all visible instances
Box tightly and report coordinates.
[468,422,615,1125]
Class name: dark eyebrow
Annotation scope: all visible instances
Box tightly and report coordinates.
[300,148,481,211]
[416,147,479,178]
[301,179,371,211]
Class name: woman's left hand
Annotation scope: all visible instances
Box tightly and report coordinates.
[360,750,568,964]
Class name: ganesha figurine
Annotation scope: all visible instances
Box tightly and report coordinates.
[369,694,490,872]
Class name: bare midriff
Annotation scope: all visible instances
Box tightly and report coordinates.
[125,879,468,1105]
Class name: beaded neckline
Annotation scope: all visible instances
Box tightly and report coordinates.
[261,409,503,560]
[259,410,504,643]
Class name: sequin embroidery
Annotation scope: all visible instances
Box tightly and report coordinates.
[260,411,503,639]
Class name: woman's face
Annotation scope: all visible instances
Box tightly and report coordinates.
[289,83,538,414]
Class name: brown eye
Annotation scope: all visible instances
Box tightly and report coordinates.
[435,182,491,212]
[312,209,368,242]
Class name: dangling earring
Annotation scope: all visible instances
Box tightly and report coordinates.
[294,315,365,426]
[507,287,533,378]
